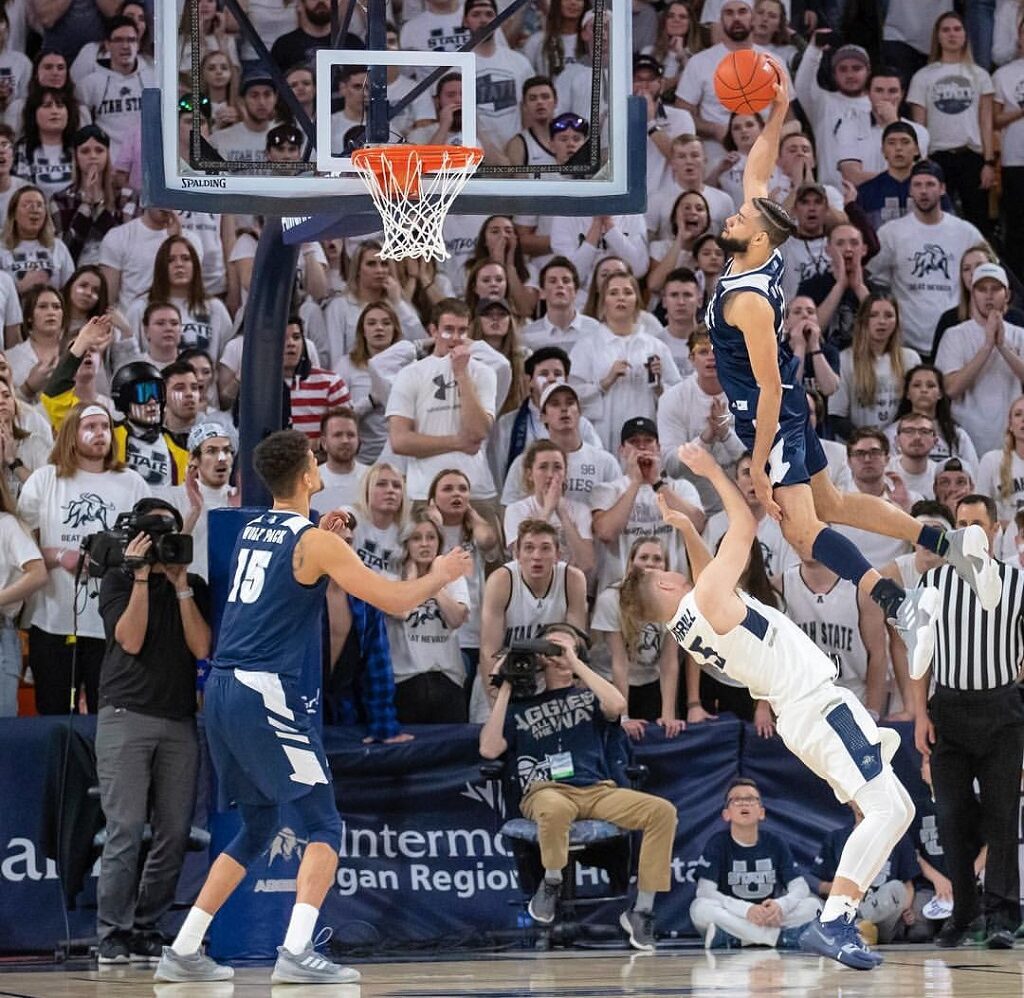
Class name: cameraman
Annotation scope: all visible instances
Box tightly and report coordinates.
[479,625,677,952]
[94,498,211,965]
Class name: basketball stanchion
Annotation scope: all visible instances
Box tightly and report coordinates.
[350,144,484,262]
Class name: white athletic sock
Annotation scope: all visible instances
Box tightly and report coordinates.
[544,869,563,884]
[820,894,859,923]
[172,907,213,956]
[283,902,319,955]
[634,890,656,913]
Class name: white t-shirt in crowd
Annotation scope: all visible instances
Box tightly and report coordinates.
[155,479,233,581]
[77,64,155,160]
[99,218,204,312]
[473,46,533,146]
[127,294,232,361]
[549,214,649,292]
[907,61,994,155]
[0,269,21,331]
[830,347,921,430]
[385,351,498,500]
[885,456,937,500]
[795,45,872,187]
[835,116,930,176]
[780,234,830,302]
[0,238,74,290]
[210,121,272,162]
[591,474,702,589]
[179,211,227,297]
[17,464,149,637]
[568,325,682,451]
[311,462,370,515]
[976,447,1024,523]
[0,511,41,621]
[503,494,592,555]
[834,489,920,566]
[867,211,983,354]
[520,311,603,355]
[645,181,734,242]
[501,438,621,506]
[884,0,953,55]
[993,59,1024,167]
[591,584,663,687]
[935,317,1024,457]
[386,574,470,688]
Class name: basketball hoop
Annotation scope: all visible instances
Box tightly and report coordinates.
[351,145,484,262]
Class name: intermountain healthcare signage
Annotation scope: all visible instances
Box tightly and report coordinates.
[0,717,929,956]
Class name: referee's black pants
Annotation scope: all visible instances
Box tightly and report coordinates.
[929,684,1024,930]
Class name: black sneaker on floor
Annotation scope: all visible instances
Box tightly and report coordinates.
[935,919,970,949]
[97,934,131,965]
[527,879,560,924]
[130,931,164,964]
[986,924,1016,950]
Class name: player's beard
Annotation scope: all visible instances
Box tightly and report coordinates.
[716,233,749,255]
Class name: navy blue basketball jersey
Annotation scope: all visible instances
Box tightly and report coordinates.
[214,511,328,680]
[698,828,803,901]
[705,250,798,417]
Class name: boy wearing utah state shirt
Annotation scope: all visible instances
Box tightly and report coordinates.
[691,777,821,949]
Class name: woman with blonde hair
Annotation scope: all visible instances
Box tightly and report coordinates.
[977,396,1024,530]
[831,293,920,437]
[353,461,406,575]
[0,185,73,292]
[569,271,681,449]
[469,296,526,416]
[503,439,594,574]
[199,50,242,132]
[335,300,403,464]
[322,240,424,368]
[594,536,684,740]
[908,10,996,236]
[384,509,470,723]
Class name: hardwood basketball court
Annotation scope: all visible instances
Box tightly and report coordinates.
[2,947,1023,997]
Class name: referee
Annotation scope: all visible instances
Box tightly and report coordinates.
[912,494,1024,949]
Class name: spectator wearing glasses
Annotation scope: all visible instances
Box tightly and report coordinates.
[77,15,155,162]
[265,121,302,163]
[0,185,74,293]
[49,124,123,266]
[692,778,820,950]
[890,364,979,468]
[888,414,939,499]
[835,428,921,567]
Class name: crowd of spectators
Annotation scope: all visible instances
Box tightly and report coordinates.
[0,0,1022,951]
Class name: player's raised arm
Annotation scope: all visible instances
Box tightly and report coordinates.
[674,443,757,606]
[743,57,789,203]
[297,528,472,616]
[656,489,712,581]
[724,292,783,519]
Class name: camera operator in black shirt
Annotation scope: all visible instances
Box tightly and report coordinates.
[94,497,211,965]
[479,624,677,952]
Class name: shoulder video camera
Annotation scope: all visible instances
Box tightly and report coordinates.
[491,624,592,699]
[85,509,193,578]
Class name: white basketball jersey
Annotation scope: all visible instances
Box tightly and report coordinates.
[666,588,836,711]
[782,567,869,703]
[503,560,568,644]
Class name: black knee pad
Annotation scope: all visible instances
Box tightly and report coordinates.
[223,803,282,868]
[294,783,342,853]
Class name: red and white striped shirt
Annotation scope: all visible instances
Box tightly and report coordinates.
[288,368,351,442]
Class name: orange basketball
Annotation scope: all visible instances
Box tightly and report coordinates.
[714,49,779,115]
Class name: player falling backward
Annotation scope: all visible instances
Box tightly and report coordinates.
[622,443,915,970]
[154,429,472,985]
[708,54,1000,671]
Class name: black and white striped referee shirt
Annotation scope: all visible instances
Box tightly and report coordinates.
[921,562,1024,690]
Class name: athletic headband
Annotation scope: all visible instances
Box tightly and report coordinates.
[80,404,109,420]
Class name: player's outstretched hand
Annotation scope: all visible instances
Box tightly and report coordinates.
[432,546,473,583]
[763,54,788,113]
[656,491,691,532]
[676,441,717,477]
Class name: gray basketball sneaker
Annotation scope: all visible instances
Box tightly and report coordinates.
[943,524,1001,611]
[891,585,941,680]
[271,945,361,985]
[154,946,234,982]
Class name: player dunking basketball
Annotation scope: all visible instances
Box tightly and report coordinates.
[622,443,916,970]
[705,57,1000,671]
[155,430,471,985]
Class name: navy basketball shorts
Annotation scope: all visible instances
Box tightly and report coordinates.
[205,669,331,806]
[734,389,828,487]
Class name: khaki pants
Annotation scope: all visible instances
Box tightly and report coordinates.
[520,780,677,893]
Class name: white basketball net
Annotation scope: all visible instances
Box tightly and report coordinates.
[351,146,484,262]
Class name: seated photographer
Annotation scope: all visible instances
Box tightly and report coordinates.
[479,623,678,952]
[94,497,211,965]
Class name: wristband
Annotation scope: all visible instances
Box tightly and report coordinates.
[176,587,194,601]
[686,701,702,709]
[984,158,996,167]
[133,577,148,585]
[806,350,823,357]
